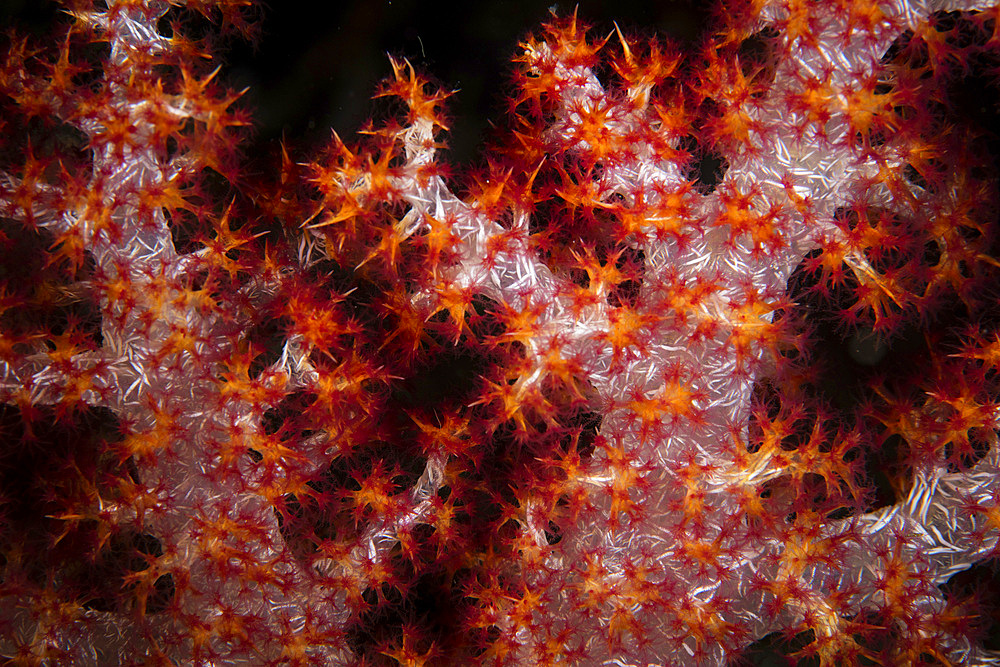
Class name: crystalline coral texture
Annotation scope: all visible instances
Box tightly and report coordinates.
[2,0,1000,665]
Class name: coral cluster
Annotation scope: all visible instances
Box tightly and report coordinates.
[2,0,1000,665]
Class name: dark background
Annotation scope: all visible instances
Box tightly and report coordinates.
[0,0,714,166]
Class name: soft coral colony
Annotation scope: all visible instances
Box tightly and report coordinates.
[2,0,1000,664]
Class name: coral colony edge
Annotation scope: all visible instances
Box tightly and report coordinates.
[3,0,1000,665]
